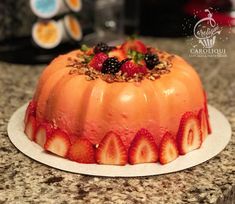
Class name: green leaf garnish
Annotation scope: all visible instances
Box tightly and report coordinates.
[81,44,90,52]
[84,54,94,63]
[127,49,144,63]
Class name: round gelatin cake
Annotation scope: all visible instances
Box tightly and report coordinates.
[24,39,211,165]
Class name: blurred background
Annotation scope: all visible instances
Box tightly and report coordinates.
[0,0,234,64]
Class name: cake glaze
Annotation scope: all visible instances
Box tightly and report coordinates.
[24,39,211,165]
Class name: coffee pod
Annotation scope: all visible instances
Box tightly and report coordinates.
[30,0,82,19]
[32,20,62,49]
[64,0,82,12]
[59,15,83,42]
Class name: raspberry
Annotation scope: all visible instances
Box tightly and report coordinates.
[89,53,108,71]
[101,57,121,74]
[144,53,159,69]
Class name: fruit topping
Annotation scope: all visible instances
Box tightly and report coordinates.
[121,39,147,54]
[121,60,147,77]
[203,91,212,134]
[144,53,159,70]
[101,57,121,74]
[177,112,202,155]
[68,138,95,163]
[24,115,37,141]
[108,48,125,61]
[44,130,71,157]
[94,42,112,54]
[159,132,179,164]
[35,123,53,147]
[24,101,37,124]
[96,131,127,165]
[128,128,158,164]
[198,109,209,141]
[89,52,108,71]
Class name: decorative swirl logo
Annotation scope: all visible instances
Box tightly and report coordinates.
[193,9,222,48]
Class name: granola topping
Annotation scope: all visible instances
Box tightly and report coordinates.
[66,39,174,83]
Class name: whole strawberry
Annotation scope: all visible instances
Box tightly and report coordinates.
[89,53,108,71]
[121,60,147,77]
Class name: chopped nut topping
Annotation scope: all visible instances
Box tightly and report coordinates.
[66,51,174,83]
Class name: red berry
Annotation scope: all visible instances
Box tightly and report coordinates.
[177,112,202,155]
[108,49,125,61]
[24,115,37,141]
[128,128,158,164]
[89,53,108,71]
[159,132,179,164]
[35,123,53,147]
[121,39,147,54]
[68,138,95,164]
[96,132,127,165]
[121,60,146,77]
[44,130,71,157]
[24,101,37,124]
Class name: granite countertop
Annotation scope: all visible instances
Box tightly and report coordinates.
[0,36,234,204]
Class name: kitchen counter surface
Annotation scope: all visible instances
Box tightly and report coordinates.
[0,37,234,204]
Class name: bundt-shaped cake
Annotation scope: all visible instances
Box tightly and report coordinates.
[24,39,211,165]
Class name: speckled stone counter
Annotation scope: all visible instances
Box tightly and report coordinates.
[0,37,234,204]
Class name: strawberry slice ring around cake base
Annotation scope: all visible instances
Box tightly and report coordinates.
[7,102,231,177]
[7,39,232,173]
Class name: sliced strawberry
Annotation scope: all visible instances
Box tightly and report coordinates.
[108,49,125,61]
[121,60,147,77]
[121,39,147,54]
[198,109,208,141]
[44,130,71,157]
[24,101,37,124]
[89,52,108,71]
[85,47,94,55]
[95,131,127,165]
[203,91,212,134]
[24,115,37,141]
[68,138,95,163]
[177,112,202,155]
[159,132,179,164]
[35,123,53,148]
[128,128,158,164]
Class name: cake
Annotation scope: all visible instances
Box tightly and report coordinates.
[24,39,211,165]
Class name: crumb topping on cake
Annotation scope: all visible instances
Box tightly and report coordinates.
[66,38,174,83]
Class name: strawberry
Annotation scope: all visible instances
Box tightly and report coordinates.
[68,138,95,163]
[177,112,202,155]
[89,52,108,71]
[95,131,127,165]
[121,60,147,77]
[24,101,37,124]
[203,91,212,134]
[198,109,208,141]
[128,128,158,164]
[108,49,125,61]
[121,39,147,54]
[159,132,179,164]
[24,115,37,141]
[44,130,71,157]
[35,123,53,148]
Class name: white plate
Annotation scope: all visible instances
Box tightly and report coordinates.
[7,104,231,177]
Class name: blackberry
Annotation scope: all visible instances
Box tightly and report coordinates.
[94,42,112,54]
[101,57,121,74]
[144,53,159,69]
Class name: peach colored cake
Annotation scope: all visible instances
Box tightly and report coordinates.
[24,39,211,165]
